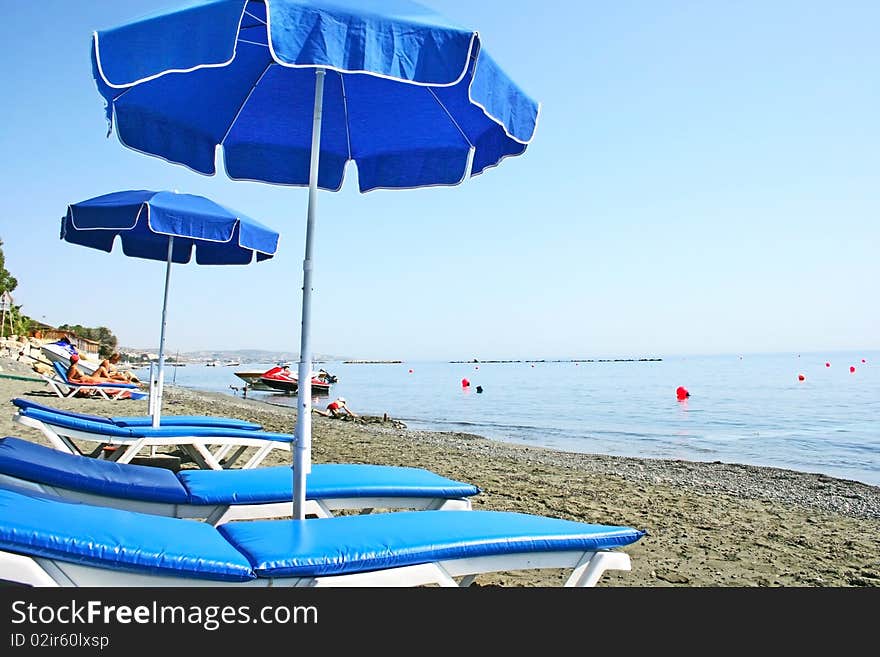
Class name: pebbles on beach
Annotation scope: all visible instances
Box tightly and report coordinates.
[1,354,878,587]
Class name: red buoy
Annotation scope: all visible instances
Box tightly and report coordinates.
[825,362,830,368]
[798,374,805,381]
[676,386,690,401]
[850,366,856,373]
[461,378,470,387]
[408,369,413,373]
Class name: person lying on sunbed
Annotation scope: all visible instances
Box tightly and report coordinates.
[94,352,142,384]
[65,354,136,399]
[66,354,125,385]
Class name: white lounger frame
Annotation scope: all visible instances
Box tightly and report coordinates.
[13,414,287,470]
[0,473,472,524]
[0,548,631,588]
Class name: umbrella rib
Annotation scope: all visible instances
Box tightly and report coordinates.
[238,38,269,48]
[426,87,475,149]
[111,87,134,104]
[243,8,267,26]
[339,75,353,162]
[104,87,135,135]
[219,62,276,147]
[237,7,269,48]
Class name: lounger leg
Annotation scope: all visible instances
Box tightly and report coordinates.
[111,438,150,464]
[564,551,632,587]
[43,376,76,399]
[241,443,285,469]
[429,498,473,511]
[210,444,234,462]
[0,551,62,587]
[310,500,333,518]
[217,445,249,468]
[187,442,224,470]
[13,414,81,455]
[87,443,112,458]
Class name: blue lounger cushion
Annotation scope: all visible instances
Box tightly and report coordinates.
[0,485,645,582]
[14,408,293,443]
[0,485,254,581]
[0,437,188,503]
[180,464,481,504]
[0,437,481,505]
[12,397,263,430]
[222,510,646,577]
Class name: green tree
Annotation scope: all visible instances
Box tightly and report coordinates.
[58,323,119,359]
[10,306,31,336]
[0,238,17,295]
[1,238,119,348]
[0,237,30,337]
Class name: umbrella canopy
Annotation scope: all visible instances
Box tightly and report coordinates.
[62,190,280,426]
[90,0,539,518]
[92,0,538,189]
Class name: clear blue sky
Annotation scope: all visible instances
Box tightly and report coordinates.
[1,1,877,360]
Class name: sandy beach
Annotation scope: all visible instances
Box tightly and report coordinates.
[1,355,878,587]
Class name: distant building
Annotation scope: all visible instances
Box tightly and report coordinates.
[28,323,101,357]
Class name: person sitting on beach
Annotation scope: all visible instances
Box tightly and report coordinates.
[314,397,358,419]
[94,352,141,384]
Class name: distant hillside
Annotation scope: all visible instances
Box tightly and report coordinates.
[119,347,342,363]
[182,349,301,363]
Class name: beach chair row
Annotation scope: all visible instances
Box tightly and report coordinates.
[1,399,647,587]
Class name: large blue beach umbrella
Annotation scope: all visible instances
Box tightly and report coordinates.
[91,0,539,518]
[62,189,280,427]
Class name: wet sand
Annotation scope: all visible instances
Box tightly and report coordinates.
[2,355,878,587]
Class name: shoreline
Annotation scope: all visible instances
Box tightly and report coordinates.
[2,354,878,587]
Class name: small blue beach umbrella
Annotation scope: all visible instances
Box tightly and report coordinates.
[61,189,280,427]
[90,0,539,518]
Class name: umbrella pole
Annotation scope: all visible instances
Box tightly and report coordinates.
[152,236,174,428]
[293,68,326,520]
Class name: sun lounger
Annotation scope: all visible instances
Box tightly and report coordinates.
[0,483,645,587]
[0,437,479,522]
[11,397,263,431]
[13,406,292,470]
[41,361,144,400]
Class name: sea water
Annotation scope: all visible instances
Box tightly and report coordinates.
[154,351,880,487]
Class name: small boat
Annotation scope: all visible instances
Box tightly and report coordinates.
[233,369,276,391]
[40,339,100,376]
[259,365,333,394]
